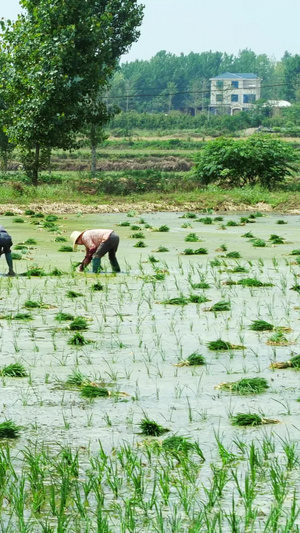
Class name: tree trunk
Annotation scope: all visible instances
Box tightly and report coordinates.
[33,143,40,186]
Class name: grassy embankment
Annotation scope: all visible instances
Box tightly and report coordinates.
[1,136,300,212]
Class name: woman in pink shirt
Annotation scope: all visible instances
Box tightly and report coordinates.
[70,229,120,273]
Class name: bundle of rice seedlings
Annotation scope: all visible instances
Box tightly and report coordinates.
[189,294,209,304]
[91,282,103,291]
[216,377,269,394]
[162,435,194,454]
[290,284,300,293]
[290,249,300,256]
[214,216,223,222]
[139,418,170,436]
[210,259,222,267]
[230,266,249,273]
[69,317,88,331]
[175,352,206,367]
[193,248,208,255]
[226,220,238,227]
[208,339,245,351]
[118,221,131,227]
[162,296,189,305]
[226,251,241,259]
[181,223,193,229]
[50,268,65,276]
[240,217,249,224]
[66,369,88,387]
[13,217,25,223]
[185,233,199,242]
[24,209,35,215]
[26,266,46,277]
[156,225,170,232]
[58,245,73,252]
[45,215,59,222]
[24,300,43,309]
[131,225,141,232]
[180,212,197,219]
[155,246,169,252]
[134,241,146,248]
[206,300,231,312]
[148,255,159,263]
[4,211,14,216]
[0,363,27,377]
[66,290,83,298]
[24,238,37,245]
[191,282,210,289]
[55,312,74,321]
[196,217,213,224]
[251,239,266,247]
[0,420,21,439]
[249,320,274,331]
[241,231,255,238]
[55,236,67,242]
[182,248,195,255]
[68,332,92,346]
[270,354,300,369]
[269,234,285,244]
[231,413,279,426]
[238,278,273,287]
[80,384,110,398]
[266,331,290,346]
[11,253,22,260]
[130,232,145,239]
[7,312,32,321]
[276,219,287,225]
[14,244,28,251]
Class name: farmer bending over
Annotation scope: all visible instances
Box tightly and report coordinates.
[70,229,121,273]
[0,225,15,276]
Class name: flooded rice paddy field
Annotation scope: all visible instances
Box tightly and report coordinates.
[1,210,300,531]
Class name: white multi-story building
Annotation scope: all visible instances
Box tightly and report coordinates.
[209,72,261,115]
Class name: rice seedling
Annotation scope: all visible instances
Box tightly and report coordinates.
[237,278,273,287]
[191,281,210,289]
[175,352,206,367]
[68,332,93,346]
[216,377,269,394]
[24,300,44,309]
[241,231,255,238]
[13,217,25,223]
[24,238,37,245]
[266,331,290,346]
[162,435,195,455]
[69,317,89,331]
[208,339,245,351]
[226,220,239,226]
[5,312,33,320]
[4,211,14,216]
[55,236,67,242]
[185,233,200,242]
[189,294,210,304]
[55,312,74,321]
[66,369,88,386]
[276,219,287,224]
[139,418,170,436]
[91,281,103,291]
[80,384,110,398]
[290,249,300,255]
[0,420,21,438]
[206,300,231,312]
[32,212,44,218]
[251,239,266,247]
[181,222,193,228]
[58,245,73,252]
[134,240,146,248]
[24,209,35,215]
[290,284,300,293]
[161,296,189,305]
[231,413,279,426]
[270,354,300,369]
[66,290,83,298]
[45,214,59,222]
[155,245,169,252]
[11,252,22,260]
[249,320,274,331]
[130,232,145,239]
[210,258,221,267]
[153,225,170,232]
[25,266,46,277]
[180,212,197,219]
[117,220,131,227]
[50,267,65,276]
[240,216,249,224]
[197,217,213,224]
[230,265,249,273]
[14,244,28,251]
[226,251,241,258]
[269,234,285,244]
[0,363,28,377]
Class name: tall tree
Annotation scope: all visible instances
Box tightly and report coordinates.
[0,0,144,184]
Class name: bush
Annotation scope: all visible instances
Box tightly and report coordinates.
[190,135,298,190]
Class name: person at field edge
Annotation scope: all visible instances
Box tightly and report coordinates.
[0,224,15,276]
[70,229,121,273]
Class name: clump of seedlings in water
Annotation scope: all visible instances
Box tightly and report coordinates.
[58,245,73,252]
[185,233,200,242]
[69,317,89,331]
[229,265,249,273]
[13,217,25,223]
[148,255,159,263]
[175,352,206,367]
[130,232,145,239]
[290,249,300,256]
[68,332,93,346]
[161,296,189,305]
[215,243,227,252]
[152,225,170,232]
[11,252,22,260]
[154,245,169,252]
[25,266,46,277]
[66,369,88,386]
[269,234,286,244]
[180,212,197,219]
[4,211,14,216]
[208,339,245,351]
[205,300,231,312]
[216,377,269,394]
[55,236,67,242]
[3,312,32,320]
[231,413,279,426]
[0,363,27,377]
[251,238,266,247]
[24,300,51,309]
[189,294,210,304]
[250,320,274,331]
[196,217,213,225]
[55,312,74,321]
[134,240,146,248]
[91,282,103,291]
[80,384,110,398]
[0,420,21,439]
[191,281,210,289]
[226,220,239,227]
[270,354,300,369]
[50,267,65,276]
[139,417,170,436]
[290,284,300,293]
[130,225,140,231]
[182,247,208,255]
[162,435,197,456]
[276,219,287,224]
[225,251,241,259]
[237,278,273,287]
[241,231,255,238]
[266,331,290,346]
[66,290,83,298]
[117,221,131,226]
[181,222,193,228]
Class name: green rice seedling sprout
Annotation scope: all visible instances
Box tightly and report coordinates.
[130,232,145,239]
[66,290,83,298]
[6,312,33,320]
[290,284,300,293]
[148,255,159,263]
[58,245,73,252]
[175,352,206,367]
[118,221,131,226]
[24,300,45,309]
[14,244,28,251]
[55,312,74,321]
[276,219,287,224]
[131,225,140,231]
[216,377,269,394]
[269,234,285,244]
[193,248,208,255]
[162,435,194,455]
[66,369,88,387]
[266,331,290,346]
[210,258,221,267]
[24,238,37,245]
[11,252,22,260]
[189,294,209,304]
[241,231,255,238]
[0,420,21,438]
[180,212,197,219]
[290,249,300,255]
[185,233,199,242]
[240,217,249,224]
[237,278,273,287]
[69,317,88,331]
[230,265,249,273]
[226,220,238,226]
[68,332,93,346]
[208,339,245,351]
[139,418,170,436]
[161,296,189,305]
[91,281,103,291]
[231,413,279,426]
[80,384,110,398]
[13,217,25,223]
[55,236,67,242]
[226,251,241,258]
[252,238,266,247]
[270,354,300,369]
[50,267,65,276]
[45,215,59,222]
[26,266,46,277]
[32,212,44,218]
[153,225,170,232]
[134,240,146,248]
[4,211,14,216]
[207,300,231,312]
[182,248,194,255]
[24,209,35,215]
[155,245,169,252]
[181,222,192,228]
[0,363,27,377]
[191,281,210,289]
[249,320,274,331]
[197,216,213,224]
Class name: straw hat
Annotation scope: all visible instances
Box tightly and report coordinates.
[70,231,83,251]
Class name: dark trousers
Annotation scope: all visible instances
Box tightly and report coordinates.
[93,232,120,271]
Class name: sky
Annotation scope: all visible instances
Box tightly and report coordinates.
[2,0,300,64]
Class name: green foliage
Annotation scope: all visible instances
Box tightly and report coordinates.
[191,136,298,190]
[55,312,74,321]
[250,320,274,331]
[80,384,109,398]
[69,317,88,331]
[0,420,21,439]
[139,418,169,436]
[0,363,27,377]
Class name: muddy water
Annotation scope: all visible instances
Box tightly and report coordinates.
[1,211,300,524]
